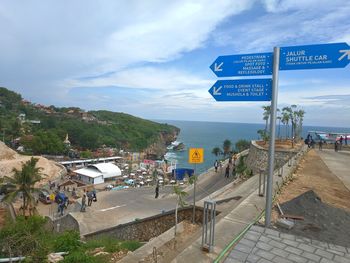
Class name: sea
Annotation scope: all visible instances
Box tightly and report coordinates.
[159,120,350,175]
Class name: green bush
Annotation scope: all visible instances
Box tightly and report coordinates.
[61,250,98,263]
[53,231,81,252]
[120,240,142,251]
[84,236,119,253]
[0,215,50,260]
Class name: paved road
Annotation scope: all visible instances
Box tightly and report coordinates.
[317,149,350,191]
[71,165,235,234]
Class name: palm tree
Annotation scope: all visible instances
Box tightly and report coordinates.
[262,106,271,134]
[222,139,232,159]
[282,107,292,139]
[3,157,43,216]
[296,109,305,140]
[173,185,188,237]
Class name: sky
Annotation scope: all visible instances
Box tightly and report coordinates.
[0,0,350,127]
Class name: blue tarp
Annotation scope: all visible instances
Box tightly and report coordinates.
[172,168,194,181]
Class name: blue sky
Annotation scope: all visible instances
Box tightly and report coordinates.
[0,0,349,127]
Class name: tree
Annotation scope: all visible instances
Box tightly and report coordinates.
[257,129,269,144]
[262,105,271,134]
[296,109,305,140]
[282,107,292,139]
[211,147,222,159]
[3,157,43,216]
[222,139,232,158]
[173,185,188,237]
[235,139,250,152]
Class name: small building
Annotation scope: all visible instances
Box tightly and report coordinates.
[74,163,122,185]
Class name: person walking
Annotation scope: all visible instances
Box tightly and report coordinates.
[58,200,64,216]
[335,141,339,152]
[340,136,343,150]
[225,165,230,178]
[155,183,159,199]
[214,160,218,173]
[232,163,236,178]
[81,194,86,212]
[87,191,93,206]
[318,140,323,150]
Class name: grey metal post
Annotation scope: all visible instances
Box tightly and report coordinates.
[265,46,280,227]
[202,200,216,252]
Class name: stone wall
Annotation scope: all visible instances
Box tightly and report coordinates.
[246,141,299,175]
[46,213,80,233]
[84,206,216,242]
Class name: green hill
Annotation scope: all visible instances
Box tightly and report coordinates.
[0,87,179,155]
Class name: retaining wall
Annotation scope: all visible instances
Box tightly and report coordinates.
[83,206,216,242]
[246,140,299,175]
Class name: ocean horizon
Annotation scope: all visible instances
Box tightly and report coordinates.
[157,119,350,174]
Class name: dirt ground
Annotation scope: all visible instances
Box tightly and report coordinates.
[273,149,350,213]
[256,139,303,151]
[272,149,350,246]
[142,220,200,263]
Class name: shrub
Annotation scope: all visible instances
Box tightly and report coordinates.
[53,231,81,252]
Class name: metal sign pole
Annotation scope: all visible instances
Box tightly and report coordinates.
[193,163,197,223]
[265,47,280,227]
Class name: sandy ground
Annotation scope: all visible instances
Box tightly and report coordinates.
[0,141,64,188]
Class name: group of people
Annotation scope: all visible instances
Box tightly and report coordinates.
[80,190,97,212]
[214,154,237,179]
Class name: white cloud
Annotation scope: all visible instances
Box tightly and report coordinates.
[213,1,350,53]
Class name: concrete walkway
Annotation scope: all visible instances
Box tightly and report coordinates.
[317,149,350,191]
[226,225,350,263]
[172,148,307,262]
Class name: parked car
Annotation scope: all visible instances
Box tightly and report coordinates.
[0,183,15,195]
[38,190,51,204]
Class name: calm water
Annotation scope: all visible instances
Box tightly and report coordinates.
[160,120,350,174]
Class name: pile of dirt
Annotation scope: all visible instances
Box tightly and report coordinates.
[0,141,18,160]
[0,141,64,188]
[278,190,350,247]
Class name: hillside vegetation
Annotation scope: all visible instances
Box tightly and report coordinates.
[0,87,179,155]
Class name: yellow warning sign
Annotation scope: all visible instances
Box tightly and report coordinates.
[189,148,204,164]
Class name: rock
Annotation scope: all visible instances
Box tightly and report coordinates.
[48,253,64,262]
[94,251,109,257]
[276,218,295,230]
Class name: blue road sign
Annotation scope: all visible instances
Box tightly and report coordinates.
[208,79,272,101]
[210,52,273,77]
[280,42,350,71]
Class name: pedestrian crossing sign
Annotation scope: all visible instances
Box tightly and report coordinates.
[189,148,204,164]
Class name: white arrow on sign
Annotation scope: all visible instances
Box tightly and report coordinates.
[213,86,222,95]
[214,62,223,72]
[338,49,350,61]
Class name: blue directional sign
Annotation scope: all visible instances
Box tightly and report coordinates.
[210,52,273,77]
[280,42,350,71]
[208,79,272,101]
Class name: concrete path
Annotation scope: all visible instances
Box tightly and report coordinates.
[71,163,238,235]
[317,149,350,191]
[226,225,350,263]
[172,149,306,263]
